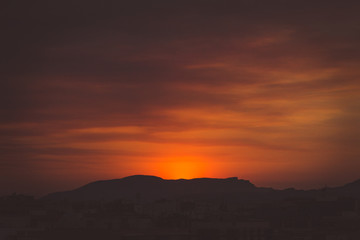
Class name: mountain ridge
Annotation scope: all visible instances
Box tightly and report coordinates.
[43,175,255,201]
[43,175,360,202]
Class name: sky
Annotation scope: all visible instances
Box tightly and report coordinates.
[1,0,360,196]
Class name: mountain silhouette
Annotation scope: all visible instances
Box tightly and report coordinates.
[43,175,360,202]
[43,175,256,201]
[329,178,360,197]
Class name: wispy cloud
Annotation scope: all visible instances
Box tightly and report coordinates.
[1,0,360,194]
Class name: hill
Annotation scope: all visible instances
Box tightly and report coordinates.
[43,175,256,201]
[43,175,360,202]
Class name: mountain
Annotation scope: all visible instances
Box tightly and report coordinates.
[43,175,256,201]
[329,178,360,197]
[43,175,360,202]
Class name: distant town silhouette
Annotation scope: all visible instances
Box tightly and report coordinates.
[1,175,360,239]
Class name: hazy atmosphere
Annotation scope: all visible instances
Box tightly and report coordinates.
[1,0,360,196]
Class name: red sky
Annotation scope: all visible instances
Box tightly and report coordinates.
[1,0,360,196]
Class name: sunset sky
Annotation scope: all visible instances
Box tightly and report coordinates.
[1,0,360,196]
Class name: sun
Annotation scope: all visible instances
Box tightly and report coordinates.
[166,161,199,179]
[155,156,210,179]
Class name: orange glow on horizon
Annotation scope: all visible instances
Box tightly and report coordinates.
[150,156,212,179]
[159,160,204,179]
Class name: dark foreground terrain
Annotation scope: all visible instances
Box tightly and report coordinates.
[1,175,360,240]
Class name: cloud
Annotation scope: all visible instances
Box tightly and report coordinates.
[1,0,360,194]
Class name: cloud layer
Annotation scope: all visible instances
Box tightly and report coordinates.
[1,0,360,195]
